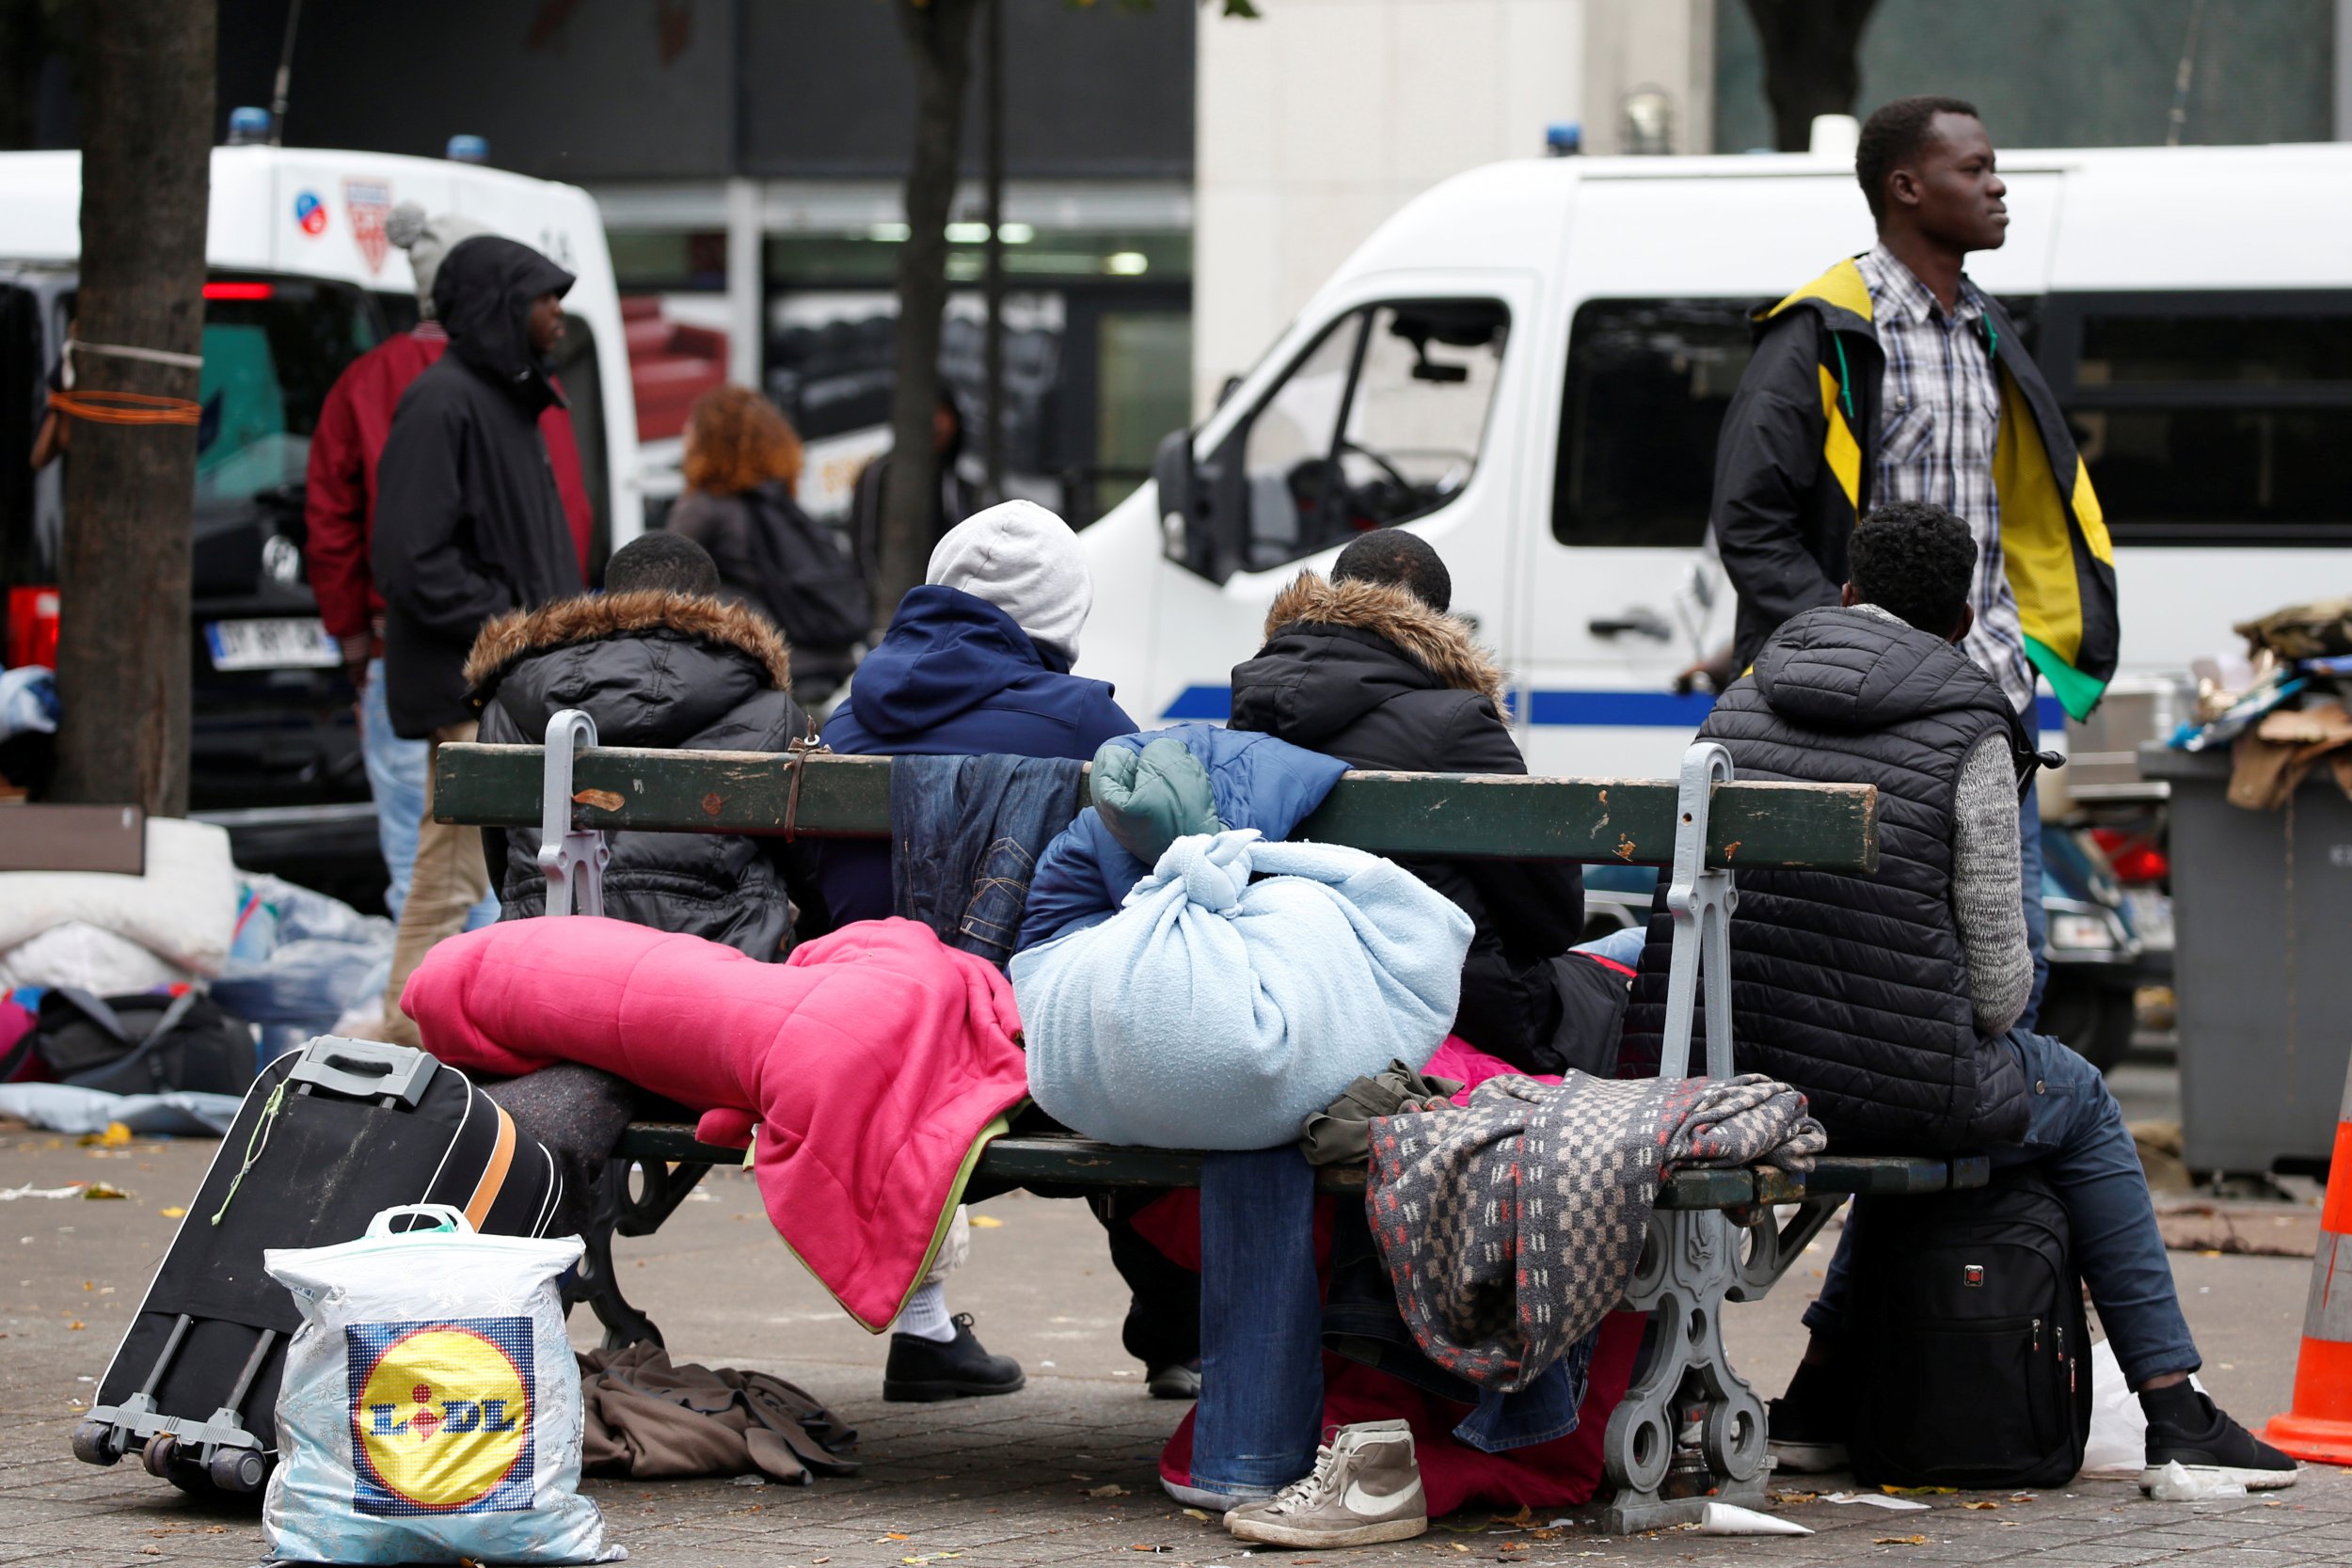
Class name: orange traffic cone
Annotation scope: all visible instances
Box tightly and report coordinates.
[2266,1067,2352,1465]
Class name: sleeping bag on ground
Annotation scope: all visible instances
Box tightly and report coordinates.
[1011,828,1471,1150]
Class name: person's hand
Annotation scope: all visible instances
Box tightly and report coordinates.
[1672,648,1737,697]
[340,634,373,691]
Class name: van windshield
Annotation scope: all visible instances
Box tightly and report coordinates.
[196,278,380,505]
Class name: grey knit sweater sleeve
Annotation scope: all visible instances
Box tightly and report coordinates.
[1951,730,2032,1037]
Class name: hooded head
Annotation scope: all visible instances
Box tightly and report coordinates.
[386,203,494,322]
[925,499,1090,663]
[431,234,575,411]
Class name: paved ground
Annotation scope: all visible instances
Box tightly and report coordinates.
[3,1126,2344,1568]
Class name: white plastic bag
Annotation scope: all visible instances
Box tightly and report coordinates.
[262,1205,619,1564]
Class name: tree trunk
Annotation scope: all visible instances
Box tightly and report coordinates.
[52,0,214,813]
[879,0,978,623]
[1741,0,1878,152]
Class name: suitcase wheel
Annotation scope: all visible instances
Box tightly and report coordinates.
[139,1433,178,1479]
[207,1447,269,1494]
[71,1419,120,1466]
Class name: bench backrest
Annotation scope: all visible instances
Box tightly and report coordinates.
[432,730,1879,1084]
[433,744,1878,872]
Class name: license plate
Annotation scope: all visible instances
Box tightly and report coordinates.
[2122,888,2174,951]
[205,617,341,672]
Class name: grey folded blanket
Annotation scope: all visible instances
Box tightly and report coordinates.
[1367,1070,1825,1391]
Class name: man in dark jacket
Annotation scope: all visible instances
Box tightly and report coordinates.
[1621,502,2293,1495]
[1710,96,2123,1027]
[307,206,593,925]
[468,531,818,957]
[372,233,586,1049]
[1228,531,1601,1072]
[819,498,1135,924]
[820,497,1145,1401]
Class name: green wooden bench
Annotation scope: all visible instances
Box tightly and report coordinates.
[434,723,1986,1532]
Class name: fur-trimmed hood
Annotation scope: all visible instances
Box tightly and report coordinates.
[465,590,791,692]
[466,590,803,754]
[1260,571,1505,707]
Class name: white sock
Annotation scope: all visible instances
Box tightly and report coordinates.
[893,1280,956,1342]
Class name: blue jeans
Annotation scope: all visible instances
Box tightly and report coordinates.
[360,659,496,929]
[1195,1147,1324,1497]
[1802,1026,2198,1389]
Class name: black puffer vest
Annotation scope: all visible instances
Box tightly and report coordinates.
[1620,607,2033,1152]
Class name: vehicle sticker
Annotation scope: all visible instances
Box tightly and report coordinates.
[294,189,327,238]
[345,179,392,274]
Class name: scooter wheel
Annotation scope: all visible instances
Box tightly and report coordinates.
[207,1446,268,1494]
[140,1433,178,1478]
[71,1419,120,1466]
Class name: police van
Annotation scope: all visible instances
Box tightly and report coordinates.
[1091,139,2352,780]
[0,141,639,885]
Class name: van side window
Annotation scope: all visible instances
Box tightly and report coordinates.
[1550,299,1753,548]
[1236,300,1507,572]
[2043,293,2352,544]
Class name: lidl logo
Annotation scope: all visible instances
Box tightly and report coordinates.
[345,1318,535,1515]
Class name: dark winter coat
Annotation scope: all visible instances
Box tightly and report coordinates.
[467,591,819,960]
[1618,606,2033,1151]
[818,584,1136,925]
[665,483,868,703]
[373,236,583,737]
[1228,573,1586,1070]
[1711,257,2118,720]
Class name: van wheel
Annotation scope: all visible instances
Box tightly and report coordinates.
[2040,975,2136,1074]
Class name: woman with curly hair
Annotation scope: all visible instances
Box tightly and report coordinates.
[666,387,870,704]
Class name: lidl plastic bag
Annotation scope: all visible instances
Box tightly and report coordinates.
[262,1204,620,1564]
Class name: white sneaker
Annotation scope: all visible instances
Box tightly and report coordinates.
[1224,1420,1428,1548]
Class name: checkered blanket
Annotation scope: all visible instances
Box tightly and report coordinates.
[1366,1071,1826,1392]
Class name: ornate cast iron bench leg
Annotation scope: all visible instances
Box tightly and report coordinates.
[1598,1208,1772,1533]
[570,1157,664,1352]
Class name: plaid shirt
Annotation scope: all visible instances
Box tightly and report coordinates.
[1853,243,2038,717]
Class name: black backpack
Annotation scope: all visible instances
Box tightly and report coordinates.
[2,988,256,1099]
[741,486,872,652]
[1845,1168,2093,1489]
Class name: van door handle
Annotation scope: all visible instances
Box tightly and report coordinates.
[1588,610,1672,641]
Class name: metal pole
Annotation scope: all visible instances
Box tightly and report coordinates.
[268,0,304,146]
[982,0,1007,504]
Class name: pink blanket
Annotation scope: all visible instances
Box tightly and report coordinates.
[402,916,1030,1330]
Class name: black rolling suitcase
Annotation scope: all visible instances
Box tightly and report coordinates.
[72,1036,564,1497]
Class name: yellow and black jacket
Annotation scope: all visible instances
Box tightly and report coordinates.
[1711,258,2119,720]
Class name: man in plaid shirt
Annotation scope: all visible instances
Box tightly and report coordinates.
[1710,95,2122,1028]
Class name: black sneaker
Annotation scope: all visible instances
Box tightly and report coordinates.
[1147,1359,1201,1401]
[2141,1389,2300,1492]
[1768,1357,1851,1474]
[882,1313,1025,1402]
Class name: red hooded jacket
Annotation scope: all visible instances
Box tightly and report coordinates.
[304,324,594,642]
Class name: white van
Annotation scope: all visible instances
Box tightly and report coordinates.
[1087,142,2352,779]
[0,144,639,879]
